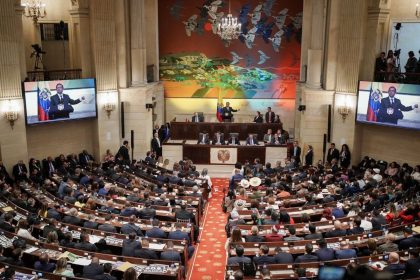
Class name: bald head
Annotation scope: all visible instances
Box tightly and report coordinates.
[386,233,396,243]
[334,220,342,230]
[389,252,399,264]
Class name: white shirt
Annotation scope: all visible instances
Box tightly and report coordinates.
[361,219,373,231]
[17,229,37,241]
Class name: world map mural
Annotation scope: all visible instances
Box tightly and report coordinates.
[158,0,303,99]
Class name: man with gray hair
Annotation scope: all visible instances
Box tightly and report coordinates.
[384,252,405,276]
[378,233,399,254]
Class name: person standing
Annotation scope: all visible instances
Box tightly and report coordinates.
[116,140,130,165]
[305,145,313,166]
[290,141,301,165]
[253,111,263,123]
[377,86,418,124]
[326,143,339,164]
[222,102,238,122]
[151,132,162,157]
[375,52,387,81]
[49,83,85,119]
[265,107,275,123]
[386,50,396,82]
[339,144,351,168]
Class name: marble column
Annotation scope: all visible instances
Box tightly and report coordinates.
[130,0,147,85]
[115,0,130,88]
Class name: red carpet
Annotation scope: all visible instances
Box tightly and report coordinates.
[188,178,229,280]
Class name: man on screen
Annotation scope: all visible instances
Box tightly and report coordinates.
[49,83,85,119]
[377,86,418,125]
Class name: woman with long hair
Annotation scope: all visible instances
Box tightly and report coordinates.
[340,144,351,169]
[123,267,137,280]
[225,228,245,251]
[386,50,396,82]
[54,258,74,277]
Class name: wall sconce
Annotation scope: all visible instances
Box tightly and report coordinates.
[337,95,351,121]
[22,0,47,24]
[103,92,116,118]
[4,100,19,129]
[416,3,420,18]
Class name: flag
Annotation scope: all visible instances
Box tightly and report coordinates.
[216,88,223,122]
[37,82,50,121]
[366,83,382,122]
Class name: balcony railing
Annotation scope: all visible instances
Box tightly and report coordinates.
[375,71,420,84]
[26,69,82,81]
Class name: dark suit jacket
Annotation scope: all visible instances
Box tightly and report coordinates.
[327,148,340,163]
[175,209,194,222]
[120,223,143,236]
[94,274,117,280]
[212,134,225,145]
[138,207,156,220]
[305,150,313,166]
[399,236,420,251]
[222,106,237,120]
[228,256,252,265]
[254,115,263,123]
[192,115,204,122]
[371,215,387,231]
[378,96,414,124]
[49,93,81,119]
[151,138,162,156]
[46,209,62,221]
[254,255,276,265]
[325,229,347,238]
[34,261,56,272]
[62,215,83,226]
[168,230,190,244]
[335,249,357,259]
[12,164,28,180]
[245,136,258,145]
[134,248,158,259]
[245,235,265,243]
[122,239,141,257]
[304,233,323,240]
[161,250,182,261]
[265,111,275,123]
[227,137,240,145]
[315,248,335,261]
[83,221,99,229]
[116,145,130,162]
[295,254,319,263]
[404,257,420,279]
[79,153,94,166]
[274,252,294,264]
[98,224,117,233]
[83,263,104,279]
[384,263,405,276]
[348,226,364,235]
[290,146,301,163]
[146,227,167,239]
[75,241,98,252]
[197,134,210,144]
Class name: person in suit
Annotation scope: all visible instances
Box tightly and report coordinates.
[284,227,303,242]
[192,112,204,122]
[265,107,275,123]
[34,252,56,272]
[378,86,418,124]
[151,132,162,157]
[12,160,28,182]
[399,227,420,251]
[304,224,322,240]
[254,245,276,265]
[221,102,238,122]
[138,201,156,220]
[212,131,225,145]
[197,132,210,144]
[47,205,62,221]
[371,209,387,231]
[384,252,406,276]
[120,215,143,236]
[335,240,357,259]
[60,232,76,248]
[134,239,158,259]
[175,203,195,223]
[75,233,98,252]
[375,52,387,81]
[348,216,365,235]
[116,140,130,165]
[122,232,141,257]
[227,245,252,265]
[83,214,99,229]
[253,111,263,123]
[168,223,190,244]
[98,215,118,233]
[146,219,167,239]
[227,135,240,145]
[245,133,258,146]
[295,243,319,263]
[326,143,339,164]
[79,150,94,167]
[325,221,347,238]
[62,208,83,226]
[315,239,335,261]
[95,263,116,280]
[273,247,294,264]
[304,145,313,166]
[405,248,420,279]
[290,141,301,165]
[82,257,104,279]
[49,83,85,119]
[245,226,265,242]
[42,156,56,178]
[378,233,399,254]
[263,129,273,144]
[160,241,182,261]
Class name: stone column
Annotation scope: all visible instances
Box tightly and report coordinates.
[306,0,325,89]
[130,0,147,85]
[115,0,130,88]
[14,1,27,79]
[69,0,93,78]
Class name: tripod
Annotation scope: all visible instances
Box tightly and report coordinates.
[30,51,44,70]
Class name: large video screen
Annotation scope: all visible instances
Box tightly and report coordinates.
[23,79,97,125]
[356,81,420,130]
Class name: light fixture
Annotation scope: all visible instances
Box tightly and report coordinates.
[337,95,351,121]
[416,3,420,18]
[103,92,115,118]
[217,0,241,42]
[4,100,19,129]
[22,0,46,24]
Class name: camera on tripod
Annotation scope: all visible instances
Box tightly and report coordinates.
[393,49,401,58]
[30,44,46,70]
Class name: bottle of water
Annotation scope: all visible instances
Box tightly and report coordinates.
[368,257,372,266]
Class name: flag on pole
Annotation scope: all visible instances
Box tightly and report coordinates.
[366,83,382,122]
[37,82,51,121]
[216,88,223,122]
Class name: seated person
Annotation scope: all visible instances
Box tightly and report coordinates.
[264,227,283,242]
[272,133,283,145]
[348,216,364,235]
[197,132,210,144]
[284,226,303,242]
[315,239,335,261]
[263,129,274,144]
[405,248,420,279]
[34,252,56,272]
[398,227,420,251]
[98,215,117,233]
[295,243,319,263]
[227,245,252,265]
[212,131,225,145]
[304,224,323,240]
[82,257,103,279]
[384,252,405,276]
[273,247,294,264]
[134,239,158,259]
[254,245,276,266]
[245,133,258,146]
[145,219,167,239]
[335,240,357,259]
[245,226,265,242]
[192,112,203,122]
[160,241,182,261]
[122,232,141,257]
[325,221,347,238]
[227,135,240,145]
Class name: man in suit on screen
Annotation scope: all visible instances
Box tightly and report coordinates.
[49,83,85,119]
[377,86,418,124]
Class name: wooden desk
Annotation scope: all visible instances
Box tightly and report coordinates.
[170,121,283,140]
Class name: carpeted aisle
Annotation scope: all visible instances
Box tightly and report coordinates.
[188,178,229,280]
